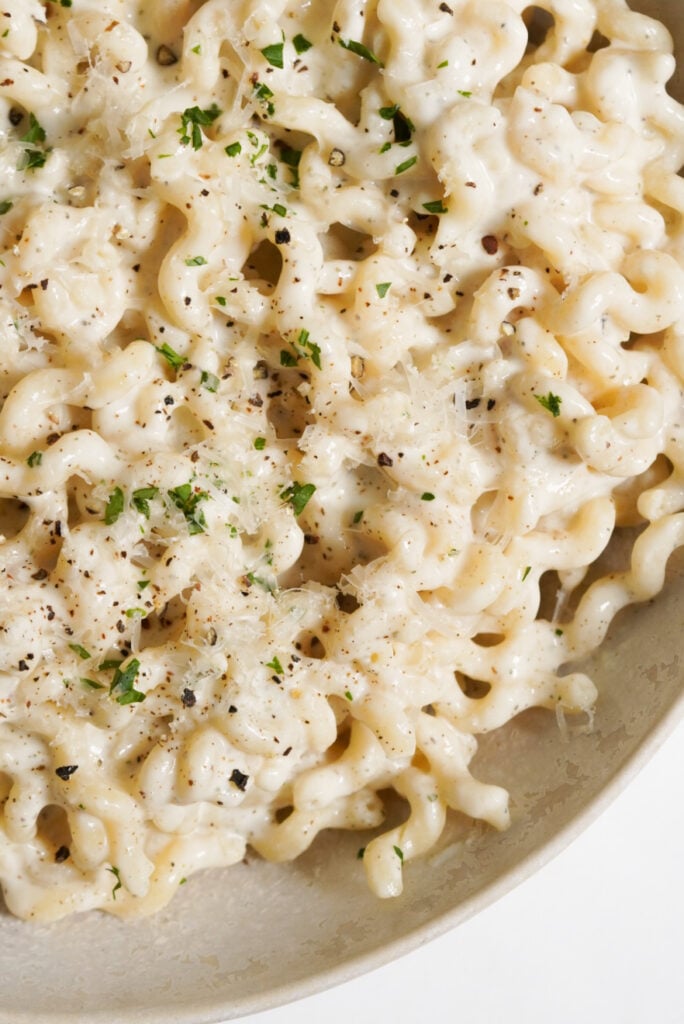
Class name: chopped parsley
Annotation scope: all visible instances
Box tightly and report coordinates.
[535,391,562,417]
[254,437,266,450]
[177,104,221,150]
[224,141,241,157]
[108,866,122,899]
[168,483,209,534]
[457,89,472,97]
[253,81,275,117]
[293,33,312,54]
[20,149,49,172]
[81,678,105,690]
[0,200,13,215]
[280,329,321,370]
[260,42,284,69]
[109,658,145,705]
[260,201,287,217]
[352,510,364,524]
[131,486,159,518]
[200,369,220,392]
[27,450,42,467]
[21,113,46,145]
[376,282,391,298]
[379,104,400,120]
[393,845,404,861]
[339,37,384,67]
[279,145,302,188]
[395,155,417,175]
[184,255,207,266]
[69,643,92,661]
[344,690,354,701]
[215,295,227,306]
[421,492,435,501]
[280,481,316,516]
[522,565,532,581]
[104,487,125,525]
[266,656,284,675]
[155,342,186,370]
[422,199,448,214]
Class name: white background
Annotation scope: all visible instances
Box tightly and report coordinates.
[227,715,684,1024]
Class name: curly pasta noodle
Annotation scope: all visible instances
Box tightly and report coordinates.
[0,0,682,919]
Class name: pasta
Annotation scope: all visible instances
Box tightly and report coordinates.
[0,0,682,921]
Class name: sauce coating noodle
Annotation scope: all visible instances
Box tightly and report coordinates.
[0,0,682,919]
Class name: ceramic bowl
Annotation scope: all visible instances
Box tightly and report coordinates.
[1,2,683,1021]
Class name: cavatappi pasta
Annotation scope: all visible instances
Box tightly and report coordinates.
[0,0,682,920]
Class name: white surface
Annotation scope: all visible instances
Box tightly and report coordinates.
[231,716,684,1024]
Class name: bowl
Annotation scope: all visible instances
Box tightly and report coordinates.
[1,2,683,1021]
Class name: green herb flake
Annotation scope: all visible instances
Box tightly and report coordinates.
[379,141,392,154]
[375,282,391,298]
[108,866,122,899]
[138,580,151,590]
[352,510,364,524]
[69,643,92,661]
[344,690,354,701]
[555,628,564,636]
[200,369,220,393]
[339,37,384,67]
[21,113,46,145]
[395,155,417,175]
[437,59,449,68]
[247,572,273,592]
[252,81,275,116]
[0,200,13,215]
[266,656,284,675]
[279,145,302,188]
[109,658,145,705]
[427,792,439,802]
[393,845,404,861]
[184,255,207,266]
[293,33,312,54]
[295,328,321,369]
[104,486,125,525]
[280,349,298,367]
[522,565,532,581]
[422,199,448,214]
[20,149,48,172]
[215,295,227,306]
[191,44,201,54]
[177,103,221,150]
[98,659,124,671]
[280,481,316,516]
[168,483,209,535]
[357,847,366,860]
[379,104,399,120]
[421,492,435,501]
[457,89,472,97]
[81,678,104,690]
[254,437,266,450]
[155,342,186,371]
[131,486,159,519]
[261,42,284,69]
[535,391,562,417]
[125,608,146,619]
[27,450,42,468]
[224,141,242,158]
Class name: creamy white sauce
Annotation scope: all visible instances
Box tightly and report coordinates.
[0,0,682,919]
